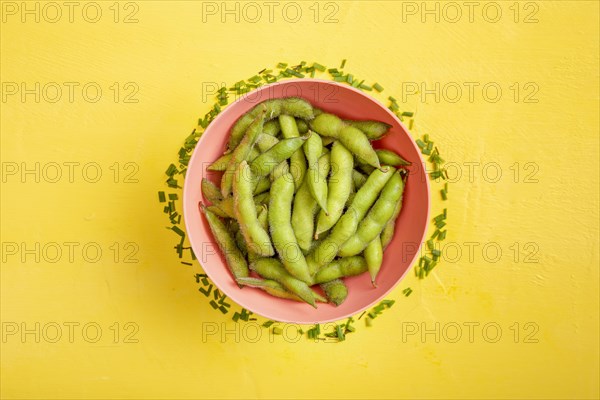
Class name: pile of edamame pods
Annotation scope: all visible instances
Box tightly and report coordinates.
[200,97,408,308]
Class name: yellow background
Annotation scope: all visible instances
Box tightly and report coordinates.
[1,1,598,399]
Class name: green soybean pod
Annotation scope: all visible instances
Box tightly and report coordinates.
[296,118,309,134]
[306,208,359,275]
[250,135,307,177]
[269,173,312,283]
[200,204,249,282]
[312,256,367,284]
[201,178,223,203]
[270,160,289,182]
[253,192,270,207]
[303,132,328,212]
[376,149,411,167]
[311,113,381,169]
[206,205,229,219]
[256,133,280,153]
[310,113,344,138]
[320,279,348,306]
[226,100,282,151]
[208,153,231,171]
[233,161,274,257]
[213,192,267,219]
[338,171,404,256]
[247,205,269,262]
[348,167,396,222]
[315,141,353,237]
[236,277,327,303]
[280,114,307,190]
[380,185,405,249]
[253,176,271,195]
[221,109,266,197]
[352,169,367,189]
[291,152,331,252]
[364,235,383,286]
[263,120,281,136]
[344,120,392,140]
[280,97,315,120]
[250,258,317,307]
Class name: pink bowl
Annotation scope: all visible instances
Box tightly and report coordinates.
[183,79,430,324]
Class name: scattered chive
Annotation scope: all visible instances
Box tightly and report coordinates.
[312,62,326,71]
[181,261,192,266]
[340,59,347,68]
[373,82,384,92]
[158,191,166,202]
[262,320,275,328]
[272,327,283,335]
[441,189,448,200]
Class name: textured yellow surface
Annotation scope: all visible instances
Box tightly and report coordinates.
[1,1,599,399]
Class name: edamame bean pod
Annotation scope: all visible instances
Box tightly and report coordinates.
[311,113,381,169]
[315,141,353,237]
[269,173,312,283]
[227,98,313,151]
[253,192,270,207]
[344,120,392,140]
[256,133,279,153]
[209,148,260,171]
[233,161,274,257]
[303,132,328,212]
[248,205,269,262]
[376,149,411,167]
[263,120,281,136]
[312,256,367,284]
[279,114,307,190]
[270,160,289,182]
[352,170,367,189]
[253,175,271,195]
[338,171,404,256]
[306,208,359,275]
[296,118,309,134]
[380,183,405,249]
[250,258,317,307]
[236,277,327,303]
[250,135,308,177]
[320,279,348,306]
[291,152,331,252]
[200,204,249,282]
[348,167,396,222]
[213,192,268,219]
[206,205,229,219]
[221,109,266,197]
[201,178,223,203]
[364,235,383,286]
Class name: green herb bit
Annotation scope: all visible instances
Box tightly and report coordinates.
[373,82,384,92]
[272,327,283,335]
[277,62,288,69]
[312,62,326,71]
[365,317,372,327]
[340,59,347,68]
[441,189,448,200]
[262,320,275,328]
[158,191,166,203]
[359,84,372,91]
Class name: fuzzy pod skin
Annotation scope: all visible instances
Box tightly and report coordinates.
[338,171,404,257]
[315,141,353,237]
[364,235,383,286]
[247,205,269,262]
[303,131,328,213]
[206,205,229,219]
[344,119,392,141]
[291,152,331,252]
[221,109,266,197]
[233,161,274,257]
[236,277,327,303]
[381,189,404,249]
[306,208,359,275]
[376,149,411,167]
[269,173,312,284]
[210,144,261,171]
[201,178,223,203]
[250,258,317,307]
[320,279,348,306]
[256,133,280,153]
[262,120,281,136]
[279,114,307,191]
[312,256,367,284]
[296,118,309,134]
[250,135,307,177]
[348,167,396,222]
[352,169,367,190]
[200,204,249,282]
[227,97,314,151]
[310,113,381,169]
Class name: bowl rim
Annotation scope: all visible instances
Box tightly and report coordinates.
[183,78,430,324]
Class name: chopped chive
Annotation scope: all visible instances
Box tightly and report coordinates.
[272,327,283,335]
[168,193,178,200]
[276,62,288,68]
[443,208,447,218]
[416,139,426,149]
[334,76,347,82]
[441,189,448,200]
[359,84,372,91]
[232,313,240,322]
[169,225,185,237]
[402,111,414,117]
[346,74,354,84]
[312,62,326,71]
[209,300,218,309]
[373,82,384,92]
[365,317,372,327]
[262,320,275,328]
[340,59,347,68]
[158,191,166,203]
[358,311,366,320]
[438,230,447,240]
[427,239,434,250]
